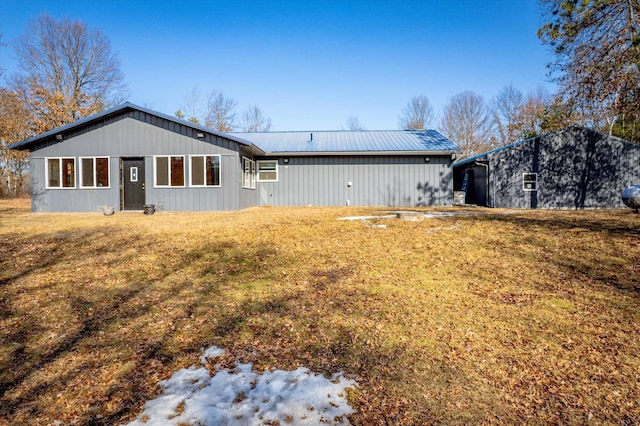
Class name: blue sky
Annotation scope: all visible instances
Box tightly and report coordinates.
[0,0,554,131]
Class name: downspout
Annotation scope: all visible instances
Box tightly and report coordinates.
[474,161,492,207]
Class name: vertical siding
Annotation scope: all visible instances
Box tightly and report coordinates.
[30,117,249,212]
[489,127,640,209]
[257,155,453,207]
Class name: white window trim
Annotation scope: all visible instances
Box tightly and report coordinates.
[523,172,538,191]
[189,154,222,187]
[79,157,110,189]
[154,155,186,188]
[45,157,76,189]
[242,156,256,189]
[256,160,279,182]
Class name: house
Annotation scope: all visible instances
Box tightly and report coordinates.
[453,126,640,209]
[10,103,460,212]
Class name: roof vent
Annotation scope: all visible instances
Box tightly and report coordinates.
[310,132,313,142]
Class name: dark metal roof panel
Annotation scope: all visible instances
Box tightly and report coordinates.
[231,130,459,153]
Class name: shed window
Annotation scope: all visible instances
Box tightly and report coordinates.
[80,157,109,188]
[257,160,278,182]
[46,158,76,188]
[190,155,221,186]
[155,156,185,187]
[242,157,255,189]
[523,173,538,191]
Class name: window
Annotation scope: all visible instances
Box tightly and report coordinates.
[155,156,185,187]
[46,158,75,188]
[242,157,255,189]
[80,157,109,188]
[257,160,278,182]
[190,155,221,186]
[523,173,538,191]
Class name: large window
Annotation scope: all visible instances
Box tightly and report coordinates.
[242,157,255,189]
[257,160,278,182]
[80,157,109,188]
[46,158,75,188]
[155,156,185,187]
[190,155,221,187]
[523,173,538,191]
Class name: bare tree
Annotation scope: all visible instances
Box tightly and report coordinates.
[205,90,237,132]
[491,85,524,146]
[514,87,551,139]
[440,90,494,158]
[241,105,272,132]
[398,95,436,130]
[180,86,202,124]
[343,115,365,131]
[538,0,640,141]
[11,14,126,133]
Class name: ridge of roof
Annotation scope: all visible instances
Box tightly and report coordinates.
[452,125,623,167]
[9,102,254,150]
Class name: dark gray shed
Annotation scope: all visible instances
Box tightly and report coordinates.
[11,103,460,212]
[453,126,640,209]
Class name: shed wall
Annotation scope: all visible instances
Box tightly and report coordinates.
[256,155,453,207]
[489,128,640,209]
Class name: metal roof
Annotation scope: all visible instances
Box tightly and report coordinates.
[451,125,622,168]
[9,102,254,151]
[232,130,460,154]
[10,103,460,155]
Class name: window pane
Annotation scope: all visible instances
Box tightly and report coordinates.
[48,159,60,187]
[96,158,109,187]
[156,157,169,186]
[250,160,255,188]
[62,158,75,188]
[206,156,221,186]
[258,161,276,171]
[171,156,184,186]
[192,156,205,186]
[81,158,94,187]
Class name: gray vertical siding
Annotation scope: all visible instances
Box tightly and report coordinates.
[256,155,453,207]
[486,127,640,209]
[29,117,250,212]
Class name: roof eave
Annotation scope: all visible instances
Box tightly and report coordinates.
[259,150,460,157]
[9,102,253,151]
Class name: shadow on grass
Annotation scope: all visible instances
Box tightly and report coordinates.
[462,211,640,295]
[0,228,426,425]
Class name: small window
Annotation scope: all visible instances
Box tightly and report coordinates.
[257,160,278,182]
[523,173,538,191]
[190,155,221,187]
[80,157,109,188]
[242,157,255,189]
[46,158,76,188]
[155,156,185,187]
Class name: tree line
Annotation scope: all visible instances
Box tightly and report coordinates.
[1,1,638,197]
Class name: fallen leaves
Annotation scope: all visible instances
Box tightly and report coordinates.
[0,201,639,424]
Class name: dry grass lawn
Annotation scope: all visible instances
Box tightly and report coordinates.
[1,199,639,425]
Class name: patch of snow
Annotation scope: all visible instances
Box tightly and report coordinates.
[126,346,357,426]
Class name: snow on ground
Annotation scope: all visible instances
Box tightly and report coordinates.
[126,346,357,426]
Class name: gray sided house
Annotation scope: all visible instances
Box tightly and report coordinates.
[233,130,458,207]
[453,126,640,209]
[11,103,460,212]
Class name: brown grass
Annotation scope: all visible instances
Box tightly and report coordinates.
[1,199,639,425]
